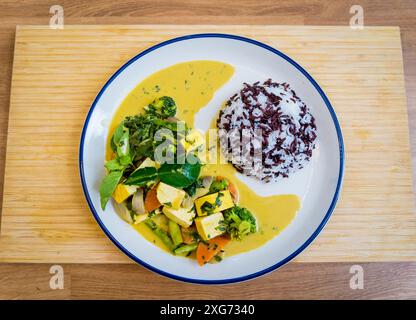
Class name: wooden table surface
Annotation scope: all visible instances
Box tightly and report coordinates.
[0,0,415,300]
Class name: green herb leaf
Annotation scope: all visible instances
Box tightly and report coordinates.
[111,122,125,152]
[105,159,125,172]
[158,162,201,188]
[116,128,130,158]
[118,154,132,166]
[99,170,123,210]
[124,167,158,186]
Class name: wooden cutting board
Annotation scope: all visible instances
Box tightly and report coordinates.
[1,25,415,263]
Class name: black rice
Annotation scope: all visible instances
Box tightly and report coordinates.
[217,79,317,182]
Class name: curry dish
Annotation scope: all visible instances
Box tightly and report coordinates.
[100,61,304,265]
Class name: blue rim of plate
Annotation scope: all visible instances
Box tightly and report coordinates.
[79,33,345,285]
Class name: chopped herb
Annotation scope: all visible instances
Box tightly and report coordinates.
[189,232,200,242]
[216,192,224,206]
[201,192,223,215]
[201,201,215,215]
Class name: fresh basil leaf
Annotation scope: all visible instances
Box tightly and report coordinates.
[111,122,125,152]
[119,154,132,166]
[99,170,123,210]
[116,129,130,158]
[105,159,125,171]
[158,163,201,188]
[125,167,158,186]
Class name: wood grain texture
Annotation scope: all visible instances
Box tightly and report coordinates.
[1,262,415,300]
[0,25,414,263]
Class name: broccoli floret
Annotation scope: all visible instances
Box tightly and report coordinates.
[209,178,229,193]
[145,96,176,119]
[222,206,257,240]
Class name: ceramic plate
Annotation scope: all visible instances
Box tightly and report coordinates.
[79,34,344,284]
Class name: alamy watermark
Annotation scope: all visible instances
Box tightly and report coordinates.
[349,264,364,290]
[49,265,64,290]
[349,5,364,30]
[49,5,64,29]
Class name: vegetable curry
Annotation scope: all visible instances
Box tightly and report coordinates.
[102,61,300,264]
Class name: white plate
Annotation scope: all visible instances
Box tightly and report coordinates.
[79,34,344,284]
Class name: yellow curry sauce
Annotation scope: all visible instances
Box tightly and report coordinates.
[107,60,300,257]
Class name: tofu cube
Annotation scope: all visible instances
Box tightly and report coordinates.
[113,184,137,203]
[194,190,234,216]
[138,157,157,169]
[195,212,225,240]
[180,129,205,153]
[156,182,185,210]
[163,206,195,228]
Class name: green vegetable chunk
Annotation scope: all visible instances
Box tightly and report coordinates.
[144,219,175,251]
[222,206,257,240]
[168,220,183,246]
[145,96,177,119]
[99,170,123,210]
[158,163,201,188]
[173,243,198,255]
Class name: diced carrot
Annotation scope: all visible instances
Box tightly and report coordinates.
[144,186,161,213]
[196,235,230,266]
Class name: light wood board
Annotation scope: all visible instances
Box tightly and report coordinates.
[0,25,415,263]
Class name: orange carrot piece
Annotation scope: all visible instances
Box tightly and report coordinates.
[196,235,230,266]
[144,187,161,213]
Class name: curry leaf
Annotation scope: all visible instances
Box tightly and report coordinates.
[158,163,201,188]
[125,167,158,186]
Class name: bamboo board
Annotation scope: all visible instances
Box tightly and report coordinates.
[0,25,415,263]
